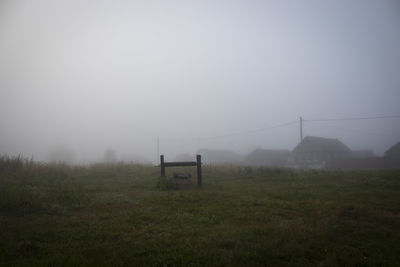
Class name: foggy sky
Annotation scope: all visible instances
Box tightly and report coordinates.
[1,0,400,163]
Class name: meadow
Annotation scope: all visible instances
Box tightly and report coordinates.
[0,155,399,266]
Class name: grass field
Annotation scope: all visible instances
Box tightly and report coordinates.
[0,156,399,266]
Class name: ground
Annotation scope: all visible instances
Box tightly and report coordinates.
[0,162,399,266]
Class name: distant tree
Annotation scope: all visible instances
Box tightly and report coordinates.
[104,148,117,164]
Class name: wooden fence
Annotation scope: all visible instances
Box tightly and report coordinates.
[160,155,202,187]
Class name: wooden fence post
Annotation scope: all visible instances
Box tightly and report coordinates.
[160,155,165,177]
[196,155,202,187]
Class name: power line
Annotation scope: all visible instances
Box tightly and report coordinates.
[159,114,400,145]
[304,115,400,122]
[320,124,398,138]
[196,120,299,141]
[160,120,299,143]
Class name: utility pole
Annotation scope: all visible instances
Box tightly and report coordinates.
[300,116,303,142]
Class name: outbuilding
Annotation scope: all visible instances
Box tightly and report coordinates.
[384,142,400,168]
[291,136,352,167]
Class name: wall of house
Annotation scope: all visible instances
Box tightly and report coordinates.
[385,154,400,168]
[293,151,350,165]
[325,157,385,170]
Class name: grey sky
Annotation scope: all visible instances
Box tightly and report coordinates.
[1,0,400,162]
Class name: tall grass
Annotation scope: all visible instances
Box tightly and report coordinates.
[0,154,34,172]
[0,157,399,266]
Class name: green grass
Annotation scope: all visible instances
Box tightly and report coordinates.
[0,159,399,266]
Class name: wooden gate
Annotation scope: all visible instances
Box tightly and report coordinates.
[160,155,202,187]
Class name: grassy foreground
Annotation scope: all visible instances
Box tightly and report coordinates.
[0,158,399,266]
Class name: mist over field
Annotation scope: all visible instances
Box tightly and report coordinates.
[1,0,400,164]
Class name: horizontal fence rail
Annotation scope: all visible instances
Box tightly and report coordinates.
[164,161,197,167]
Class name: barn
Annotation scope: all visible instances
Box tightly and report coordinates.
[290,136,352,167]
[384,142,400,168]
[197,149,243,164]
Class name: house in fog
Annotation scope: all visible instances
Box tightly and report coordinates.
[290,136,352,167]
[326,141,400,170]
[384,141,400,168]
[245,149,290,167]
[197,149,243,164]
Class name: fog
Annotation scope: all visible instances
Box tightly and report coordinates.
[1,0,400,164]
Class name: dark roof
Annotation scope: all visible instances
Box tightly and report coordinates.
[385,142,400,156]
[292,136,351,154]
[197,149,243,163]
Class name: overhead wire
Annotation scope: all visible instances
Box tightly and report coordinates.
[303,115,400,122]
[160,120,299,143]
[159,115,400,143]
[195,120,299,141]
